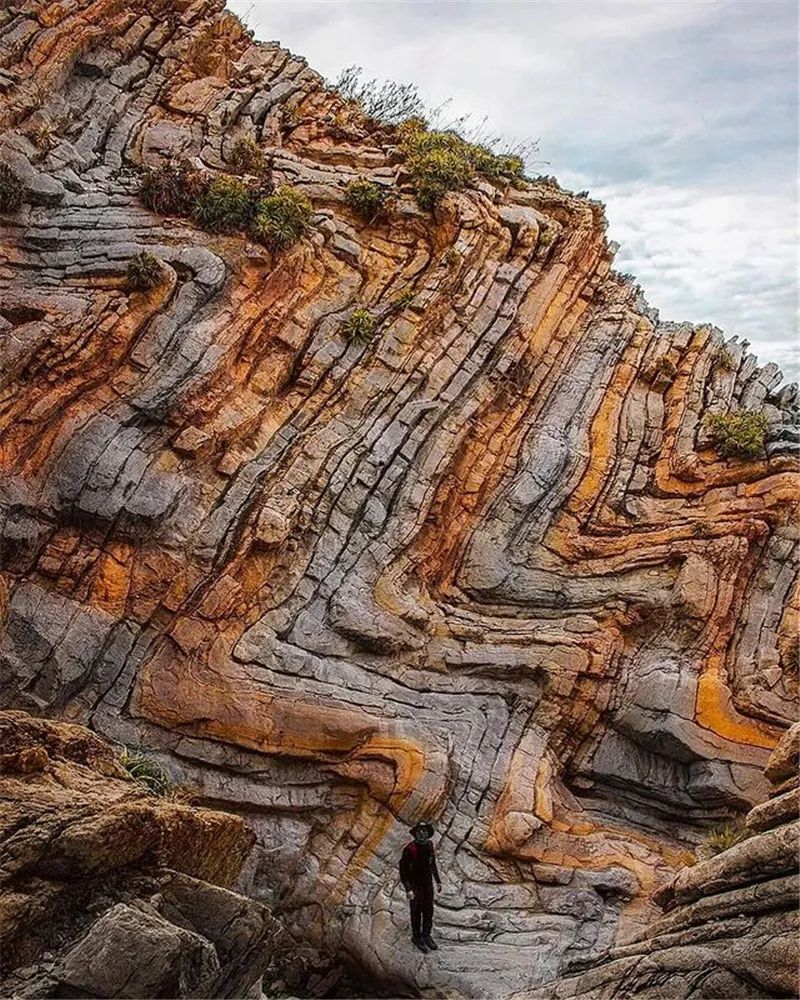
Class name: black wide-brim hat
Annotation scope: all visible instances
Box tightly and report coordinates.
[410,822,434,837]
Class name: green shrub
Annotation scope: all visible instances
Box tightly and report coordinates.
[538,227,554,248]
[119,748,172,796]
[0,164,24,213]
[345,177,388,220]
[229,135,265,175]
[343,306,376,343]
[714,346,738,372]
[193,175,251,233]
[250,185,312,251]
[705,410,769,459]
[139,160,209,216]
[126,250,164,291]
[704,822,751,856]
[398,119,525,211]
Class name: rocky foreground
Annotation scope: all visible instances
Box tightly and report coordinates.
[0,710,280,998]
[522,723,799,999]
[0,1,798,997]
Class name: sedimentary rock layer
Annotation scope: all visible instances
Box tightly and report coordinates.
[0,710,279,998]
[0,2,797,996]
[522,723,800,999]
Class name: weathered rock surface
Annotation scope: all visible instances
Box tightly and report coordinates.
[0,1,797,997]
[521,722,800,999]
[0,710,281,998]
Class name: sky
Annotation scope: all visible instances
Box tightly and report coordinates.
[229,0,799,383]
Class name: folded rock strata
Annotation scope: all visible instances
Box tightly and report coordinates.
[0,710,282,998]
[0,1,797,997]
[520,722,800,999]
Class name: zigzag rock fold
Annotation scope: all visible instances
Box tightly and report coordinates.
[0,1,797,996]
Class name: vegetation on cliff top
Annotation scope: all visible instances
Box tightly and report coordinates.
[398,117,525,209]
[332,66,533,211]
[333,65,426,125]
[713,346,738,373]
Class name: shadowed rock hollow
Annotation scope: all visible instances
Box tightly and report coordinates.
[0,1,797,997]
[522,723,799,1000]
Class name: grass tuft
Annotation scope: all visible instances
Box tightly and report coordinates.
[126,250,164,291]
[193,175,251,233]
[343,306,376,343]
[391,288,415,311]
[656,355,677,380]
[250,185,313,251]
[28,121,57,157]
[705,410,769,459]
[229,135,266,175]
[713,346,738,372]
[398,118,525,211]
[345,177,388,221]
[119,748,172,796]
[333,65,425,126]
[704,822,751,856]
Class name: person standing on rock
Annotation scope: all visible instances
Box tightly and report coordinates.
[399,822,442,953]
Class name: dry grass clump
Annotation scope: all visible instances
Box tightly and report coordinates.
[139,159,209,215]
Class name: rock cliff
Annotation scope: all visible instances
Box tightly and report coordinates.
[0,1,797,997]
[522,722,799,999]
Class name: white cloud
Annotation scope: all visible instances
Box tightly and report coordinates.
[229,0,799,384]
[576,179,799,380]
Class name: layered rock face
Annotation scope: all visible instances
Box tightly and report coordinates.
[0,1,797,996]
[0,710,281,998]
[523,722,800,999]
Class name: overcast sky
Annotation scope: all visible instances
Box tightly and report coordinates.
[229,0,799,383]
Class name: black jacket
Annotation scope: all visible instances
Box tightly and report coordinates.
[400,839,441,890]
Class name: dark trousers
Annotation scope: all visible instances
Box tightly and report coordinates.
[409,882,434,939]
